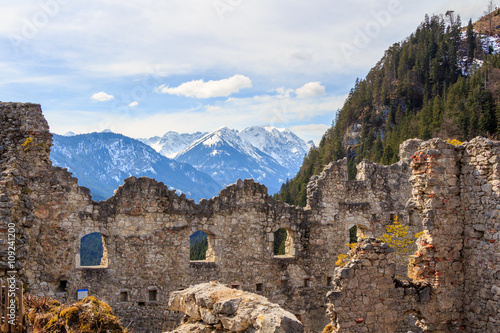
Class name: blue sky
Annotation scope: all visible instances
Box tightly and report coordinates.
[0,0,484,143]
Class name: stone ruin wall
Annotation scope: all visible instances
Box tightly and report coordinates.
[0,103,498,332]
[459,139,500,331]
[325,138,500,332]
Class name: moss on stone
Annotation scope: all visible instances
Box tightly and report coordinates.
[60,306,79,325]
[24,294,127,333]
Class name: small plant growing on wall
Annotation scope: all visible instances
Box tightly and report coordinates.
[445,139,463,146]
[335,242,358,267]
[335,253,349,267]
[21,137,33,151]
[380,216,422,276]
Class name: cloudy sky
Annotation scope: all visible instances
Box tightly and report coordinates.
[0,0,485,142]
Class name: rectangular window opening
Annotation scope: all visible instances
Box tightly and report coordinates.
[231,284,240,290]
[120,291,128,302]
[327,276,332,286]
[57,280,68,292]
[148,290,157,302]
[256,283,263,292]
[408,212,414,226]
[138,302,145,306]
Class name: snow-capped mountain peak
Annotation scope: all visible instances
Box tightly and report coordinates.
[200,127,238,147]
[138,125,311,194]
[169,125,309,194]
[238,125,309,172]
[175,127,287,194]
[139,131,207,159]
[51,132,220,202]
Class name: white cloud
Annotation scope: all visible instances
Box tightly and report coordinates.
[115,93,344,140]
[3,0,487,146]
[48,92,346,144]
[275,87,295,99]
[91,91,114,102]
[128,101,139,107]
[155,75,252,98]
[295,82,326,98]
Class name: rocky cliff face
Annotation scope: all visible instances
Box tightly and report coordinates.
[166,282,303,333]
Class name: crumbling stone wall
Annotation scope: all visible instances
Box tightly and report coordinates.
[326,238,431,332]
[1,103,499,332]
[325,138,500,332]
[307,138,422,248]
[0,103,418,332]
[459,138,500,332]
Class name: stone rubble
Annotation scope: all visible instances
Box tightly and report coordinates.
[165,281,303,333]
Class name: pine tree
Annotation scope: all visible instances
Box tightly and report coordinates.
[372,134,383,162]
[466,19,476,65]
[276,15,500,207]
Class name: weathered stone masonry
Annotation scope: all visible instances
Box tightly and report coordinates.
[325,138,500,332]
[0,103,498,332]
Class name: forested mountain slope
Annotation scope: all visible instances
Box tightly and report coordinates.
[276,14,500,206]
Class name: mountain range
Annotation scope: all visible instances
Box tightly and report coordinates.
[175,127,290,194]
[51,126,311,201]
[139,126,311,194]
[51,132,221,202]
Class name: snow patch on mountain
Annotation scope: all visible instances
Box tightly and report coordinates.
[238,126,310,173]
[139,131,207,158]
[458,30,500,76]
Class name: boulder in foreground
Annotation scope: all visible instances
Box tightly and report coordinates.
[166,281,303,333]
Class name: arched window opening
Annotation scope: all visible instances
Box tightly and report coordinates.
[349,225,358,244]
[348,225,367,247]
[273,228,295,258]
[190,230,215,262]
[80,232,108,267]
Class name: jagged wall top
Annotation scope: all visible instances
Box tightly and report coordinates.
[0,103,51,151]
[0,102,302,213]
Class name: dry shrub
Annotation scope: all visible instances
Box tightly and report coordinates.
[24,294,129,333]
